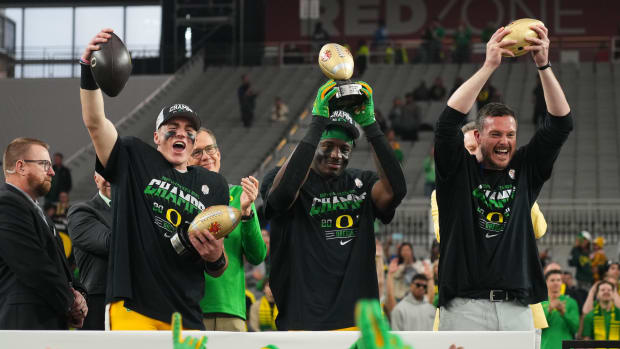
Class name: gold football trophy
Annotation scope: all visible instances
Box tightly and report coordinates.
[318,43,366,110]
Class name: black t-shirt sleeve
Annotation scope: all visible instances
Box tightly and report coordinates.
[214,173,230,206]
[434,106,469,182]
[95,136,147,184]
[523,112,573,189]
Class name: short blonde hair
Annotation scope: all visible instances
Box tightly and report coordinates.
[3,137,49,174]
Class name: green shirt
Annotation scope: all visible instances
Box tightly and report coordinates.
[199,185,266,319]
[423,156,435,183]
[541,295,579,349]
[583,304,620,340]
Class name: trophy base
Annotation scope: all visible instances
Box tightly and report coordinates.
[330,80,366,111]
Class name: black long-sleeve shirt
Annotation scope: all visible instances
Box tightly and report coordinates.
[434,106,573,307]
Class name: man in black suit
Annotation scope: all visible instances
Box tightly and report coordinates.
[68,171,112,330]
[0,137,88,330]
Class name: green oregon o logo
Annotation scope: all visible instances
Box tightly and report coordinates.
[166,208,182,227]
[486,212,504,223]
[335,214,353,228]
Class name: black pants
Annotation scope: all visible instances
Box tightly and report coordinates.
[81,294,105,330]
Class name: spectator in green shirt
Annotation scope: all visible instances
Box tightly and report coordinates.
[583,280,620,340]
[423,147,435,196]
[541,270,579,349]
[189,128,267,331]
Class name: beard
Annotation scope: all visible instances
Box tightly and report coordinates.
[28,173,52,197]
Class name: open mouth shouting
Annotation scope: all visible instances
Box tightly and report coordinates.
[173,141,187,153]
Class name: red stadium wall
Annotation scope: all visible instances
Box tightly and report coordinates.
[266,0,619,41]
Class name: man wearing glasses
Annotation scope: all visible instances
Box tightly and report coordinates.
[390,274,436,331]
[0,137,88,329]
[188,128,266,331]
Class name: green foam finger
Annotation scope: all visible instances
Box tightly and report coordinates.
[172,312,182,344]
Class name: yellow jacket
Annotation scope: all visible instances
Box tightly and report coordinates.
[430,190,549,330]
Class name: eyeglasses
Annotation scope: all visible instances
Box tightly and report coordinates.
[22,159,52,171]
[191,144,218,159]
[413,283,428,290]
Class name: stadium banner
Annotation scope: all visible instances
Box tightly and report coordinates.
[267,0,618,41]
[0,330,534,349]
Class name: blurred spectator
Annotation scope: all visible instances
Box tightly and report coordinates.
[423,147,435,197]
[45,152,72,205]
[248,280,278,331]
[481,22,495,43]
[386,129,403,164]
[476,81,500,110]
[582,280,620,340]
[55,191,70,216]
[391,243,427,301]
[532,77,547,127]
[429,77,447,101]
[604,261,620,286]
[563,271,588,315]
[582,279,620,316]
[375,239,386,304]
[270,97,289,122]
[311,22,330,49]
[400,93,421,141]
[356,40,369,77]
[373,19,388,49]
[569,231,594,290]
[430,239,440,263]
[452,22,472,63]
[540,248,552,269]
[413,81,429,101]
[384,43,395,64]
[247,228,271,297]
[388,97,404,127]
[390,274,436,331]
[422,18,445,63]
[449,77,464,97]
[238,74,258,128]
[591,237,608,282]
[541,270,579,349]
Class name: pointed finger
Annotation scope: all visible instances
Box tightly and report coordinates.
[325,87,338,100]
[524,37,544,45]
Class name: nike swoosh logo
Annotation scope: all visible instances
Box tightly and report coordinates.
[340,239,353,245]
[485,233,500,238]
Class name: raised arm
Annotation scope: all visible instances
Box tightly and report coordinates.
[266,81,336,214]
[524,24,570,117]
[353,82,407,216]
[447,27,515,113]
[79,28,118,167]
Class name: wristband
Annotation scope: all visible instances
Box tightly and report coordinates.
[204,252,226,272]
[80,62,98,90]
[241,209,255,222]
[537,61,551,71]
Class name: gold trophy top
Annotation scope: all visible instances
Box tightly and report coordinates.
[318,43,354,80]
[500,18,545,57]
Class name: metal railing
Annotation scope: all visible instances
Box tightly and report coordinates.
[379,199,620,246]
[264,36,618,66]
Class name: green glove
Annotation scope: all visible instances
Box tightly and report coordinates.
[172,312,207,349]
[260,346,280,349]
[312,80,339,118]
[350,81,376,127]
[350,300,412,349]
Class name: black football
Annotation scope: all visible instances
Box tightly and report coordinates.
[90,33,132,97]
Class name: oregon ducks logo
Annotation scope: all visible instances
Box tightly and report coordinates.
[335,214,354,229]
[486,212,504,223]
[166,208,182,227]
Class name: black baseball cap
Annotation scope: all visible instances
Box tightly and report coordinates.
[155,104,201,131]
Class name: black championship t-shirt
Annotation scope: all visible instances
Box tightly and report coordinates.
[97,136,229,329]
[265,168,393,330]
[434,106,573,307]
